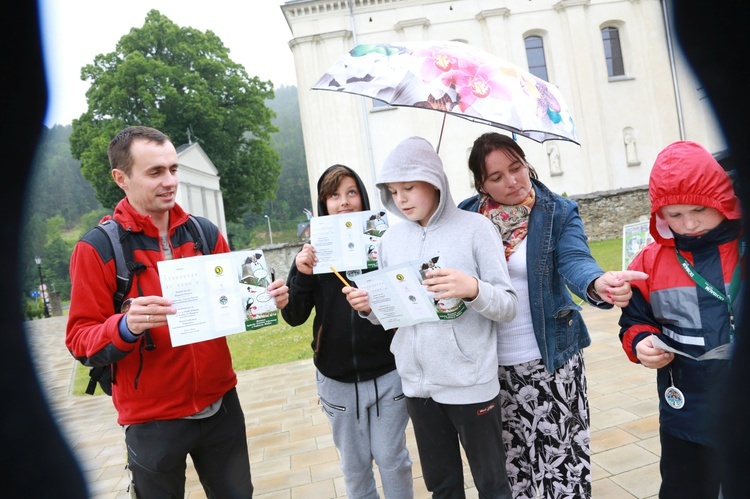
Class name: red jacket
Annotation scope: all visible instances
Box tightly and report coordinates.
[66,199,236,425]
[618,141,742,445]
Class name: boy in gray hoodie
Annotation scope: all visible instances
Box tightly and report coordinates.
[345,136,517,498]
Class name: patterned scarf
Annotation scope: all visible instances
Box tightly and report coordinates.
[478,187,536,260]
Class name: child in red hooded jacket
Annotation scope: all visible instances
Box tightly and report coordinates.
[619,141,743,499]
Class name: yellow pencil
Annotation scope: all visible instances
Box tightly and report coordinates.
[330,266,350,287]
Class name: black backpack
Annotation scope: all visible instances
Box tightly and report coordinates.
[85,215,211,395]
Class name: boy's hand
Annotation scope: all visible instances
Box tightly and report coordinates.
[295,244,317,275]
[268,278,289,309]
[635,335,674,369]
[422,268,478,300]
[342,285,371,315]
[592,270,649,307]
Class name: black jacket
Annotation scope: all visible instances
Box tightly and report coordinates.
[281,166,397,382]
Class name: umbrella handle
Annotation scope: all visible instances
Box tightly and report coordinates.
[436,112,446,154]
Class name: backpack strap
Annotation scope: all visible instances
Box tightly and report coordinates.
[96,220,131,311]
[86,219,135,395]
[86,365,111,396]
[186,214,212,255]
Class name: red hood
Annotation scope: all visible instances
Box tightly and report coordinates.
[649,141,741,245]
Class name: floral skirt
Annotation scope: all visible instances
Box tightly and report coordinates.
[498,351,591,499]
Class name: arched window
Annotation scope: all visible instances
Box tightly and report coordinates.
[524,35,548,81]
[601,27,625,77]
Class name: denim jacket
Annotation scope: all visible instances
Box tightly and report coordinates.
[459,178,610,371]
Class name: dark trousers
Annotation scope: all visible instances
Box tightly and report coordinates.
[659,431,720,499]
[406,394,511,499]
[125,388,253,498]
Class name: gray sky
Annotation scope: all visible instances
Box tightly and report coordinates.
[39,0,297,127]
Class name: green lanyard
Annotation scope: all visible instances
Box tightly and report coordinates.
[674,239,744,341]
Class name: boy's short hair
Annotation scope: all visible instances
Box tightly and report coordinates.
[108,126,171,176]
[319,164,356,200]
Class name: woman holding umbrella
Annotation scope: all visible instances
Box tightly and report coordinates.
[458,132,646,498]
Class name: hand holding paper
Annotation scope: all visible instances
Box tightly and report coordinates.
[343,286,371,315]
[295,243,318,275]
[635,334,674,369]
[268,276,289,310]
[421,267,478,301]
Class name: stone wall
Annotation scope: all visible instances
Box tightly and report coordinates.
[570,185,651,241]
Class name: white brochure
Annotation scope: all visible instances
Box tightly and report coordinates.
[157,249,278,346]
[649,334,733,361]
[351,255,468,329]
[310,210,388,274]
[351,259,438,329]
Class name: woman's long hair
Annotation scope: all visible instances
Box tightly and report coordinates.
[467,133,538,193]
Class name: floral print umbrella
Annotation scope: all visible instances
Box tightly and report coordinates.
[312,40,580,147]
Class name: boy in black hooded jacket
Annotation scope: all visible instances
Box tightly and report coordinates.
[280,164,413,498]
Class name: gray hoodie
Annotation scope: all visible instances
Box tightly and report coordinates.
[374,136,517,404]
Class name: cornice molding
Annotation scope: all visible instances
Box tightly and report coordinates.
[394,17,430,31]
[553,0,591,12]
[476,8,511,22]
[288,29,352,48]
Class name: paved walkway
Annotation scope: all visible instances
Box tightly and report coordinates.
[25,306,661,498]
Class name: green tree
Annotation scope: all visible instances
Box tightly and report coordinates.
[79,208,111,231]
[46,215,66,239]
[69,9,281,222]
[43,235,74,301]
[27,125,100,226]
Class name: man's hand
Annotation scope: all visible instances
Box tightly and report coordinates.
[124,296,175,335]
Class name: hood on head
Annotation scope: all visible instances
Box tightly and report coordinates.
[315,164,371,216]
[376,136,451,222]
[649,140,741,244]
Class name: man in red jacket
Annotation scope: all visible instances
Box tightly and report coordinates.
[66,126,287,497]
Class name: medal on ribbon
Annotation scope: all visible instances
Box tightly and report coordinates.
[665,370,685,410]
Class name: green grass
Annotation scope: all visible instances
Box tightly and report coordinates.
[226,314,314,371]
[588,237,624,271]
[72,237,624,396]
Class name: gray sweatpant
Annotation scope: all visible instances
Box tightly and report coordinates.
[317,369,413,499]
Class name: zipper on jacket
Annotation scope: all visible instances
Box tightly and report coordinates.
[134,339,146,390]
[419,227,428,257]
[313,324,323,356]
[350,308,361,382]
